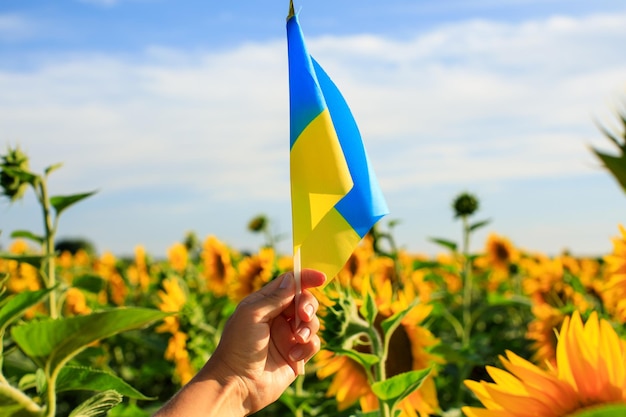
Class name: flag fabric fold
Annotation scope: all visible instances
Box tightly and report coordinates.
[287,9,389,281]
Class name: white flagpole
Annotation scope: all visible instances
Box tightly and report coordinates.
[293,247,305,375]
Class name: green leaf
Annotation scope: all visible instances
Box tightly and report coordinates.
[370,368,432,412]
[0,253,48,270]
[49,190,97,217]
[35,369,45,395]
[380,299,419,341]
[355,410,381,417]
[17,373,36,392]
[485,293,531,308]
[412,260,442,270]
[332,348,379,368]
[569,404,626,417]
[107,403,151,417]
[469,219,491,232]
[9,230,44,246]
[593,150,626,192]
[68,390,123,417]
[72,275,106,293]
[428,237,457,252]
[1,167,38,185]
[44,163,63,177]
[56,366,152,400]
[0,288,53,333]
[359,290,378,327]
[11,307,169,373]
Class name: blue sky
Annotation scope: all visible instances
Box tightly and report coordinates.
[1,0,626,259]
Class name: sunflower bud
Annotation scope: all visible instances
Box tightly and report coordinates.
[321,289,370,350]
[247,215,268,233]
[452,192,479,218]
[0,146,33,202]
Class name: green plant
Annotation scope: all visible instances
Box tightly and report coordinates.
[321,285,432,417]
[0,147,168,416]
[592,106,626,193]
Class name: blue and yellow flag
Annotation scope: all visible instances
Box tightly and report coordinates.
[287,5,389,281]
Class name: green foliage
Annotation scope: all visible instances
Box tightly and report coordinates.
[68,390,123,417]
[50,191,98,218]
[56,367,152,399]
[0,288,53,332]
[0,148,165,417]
[592,108,626,193]
[11,308,169,373]
[570,404,626,417]
[370,368,431,417]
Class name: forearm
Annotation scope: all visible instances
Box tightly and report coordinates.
[153,375,247,417]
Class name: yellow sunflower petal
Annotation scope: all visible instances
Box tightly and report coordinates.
[461,406,511,417]
[482,384,557,417]
[464,380,503,411]
[500,353,575,415]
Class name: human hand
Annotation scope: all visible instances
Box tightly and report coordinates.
[155,269,325,417]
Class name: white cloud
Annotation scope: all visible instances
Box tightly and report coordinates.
[1,12,625,209]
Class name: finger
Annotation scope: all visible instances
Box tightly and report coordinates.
[239,269,326,324]
[288,335,321,363]
[270,315,299,366]
[300,269,326,290]
[239,272,296,323]
[297,290,320,323]
[294,315,320,343]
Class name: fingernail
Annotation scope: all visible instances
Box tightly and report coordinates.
[280,273,292,289]
[297,327,311,341]
[304,304,314,320]
[289,346,305,362]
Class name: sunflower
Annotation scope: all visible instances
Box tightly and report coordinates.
[479,233,519,270]
[200,235,237,297]
[336,234,377,291]
[463,310,626,417]
[126,245,151,291]
[4,240,41,294]
[602,224,626,323]
[155,277,187,334]
[316,274,442,416]
[520,254,593,312]
[229,247,275,303]
[435,252,463,294]
[64,287,92,316]
[155,278,194,384]
[93,251,128,305]
[167,242,188,273]
[164,331,194,385]
[526,303,564,367]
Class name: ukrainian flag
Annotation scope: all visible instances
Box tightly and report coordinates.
[287,4,389,281]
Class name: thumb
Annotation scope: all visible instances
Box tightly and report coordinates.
[239,272,296,323]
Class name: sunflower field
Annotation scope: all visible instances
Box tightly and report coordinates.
[2,114,626,417]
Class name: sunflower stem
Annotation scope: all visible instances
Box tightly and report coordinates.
[367,326,391,417]
[294,374,304,417]
[461,214,473,347]
[37,177,59,319]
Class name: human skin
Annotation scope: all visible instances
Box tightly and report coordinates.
[153,269,325,417]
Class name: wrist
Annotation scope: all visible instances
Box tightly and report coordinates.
[197,359,250,416]
[154,366,248,417]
